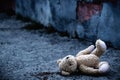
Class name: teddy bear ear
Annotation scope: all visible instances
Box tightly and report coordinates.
[57,59,62,64]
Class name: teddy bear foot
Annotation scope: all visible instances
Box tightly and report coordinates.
[61,71,70,75]
[96,39,107,51]
[98,61,110,73]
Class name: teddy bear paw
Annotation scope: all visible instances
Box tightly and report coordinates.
[96,39,107,51]
[99,62,110,73]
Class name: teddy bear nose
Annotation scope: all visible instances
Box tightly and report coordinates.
[66,57,69,59]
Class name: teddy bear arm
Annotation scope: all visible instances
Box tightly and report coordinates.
[76,45,94,56]
[91,39,107,57]
[79,64,99,74]
[61,70,71,75]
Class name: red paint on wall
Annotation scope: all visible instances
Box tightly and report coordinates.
[76,0,117,23]
[76,1,102,22]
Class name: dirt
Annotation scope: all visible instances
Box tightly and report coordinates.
[0,13,120,80]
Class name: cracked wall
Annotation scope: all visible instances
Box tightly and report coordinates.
[15,0,120,49]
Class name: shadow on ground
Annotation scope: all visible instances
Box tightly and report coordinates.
[0,13,120,80]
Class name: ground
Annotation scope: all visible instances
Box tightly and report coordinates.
[0,13,120,80]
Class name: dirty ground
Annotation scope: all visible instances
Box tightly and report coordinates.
[0,13,120,80]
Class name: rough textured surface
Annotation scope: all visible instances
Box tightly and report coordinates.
[77,1,102,22]
[98,2,120,48]
[49,0,76,32]
[16,0,52,26]
[16,0,77,31]
[0,13,120,80]
[15,0,120,49]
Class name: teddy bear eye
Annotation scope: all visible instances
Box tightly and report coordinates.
[66,57,69,59]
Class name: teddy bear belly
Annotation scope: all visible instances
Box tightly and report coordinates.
[76,54,99,67]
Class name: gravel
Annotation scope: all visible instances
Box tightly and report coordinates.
[0,13,120,80]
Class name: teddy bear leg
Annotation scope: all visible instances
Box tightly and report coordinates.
[91,39,107,57]
[76,45,94,57]
[79,64,99,74]
[61,71,70,75]
[98,61,110,73]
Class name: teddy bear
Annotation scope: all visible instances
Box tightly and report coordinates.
[57,39,110,75]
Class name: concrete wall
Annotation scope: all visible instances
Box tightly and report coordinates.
[98,2,120,48]
[15,0,120,49]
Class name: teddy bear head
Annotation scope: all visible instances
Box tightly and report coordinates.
[57,55,77,74]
